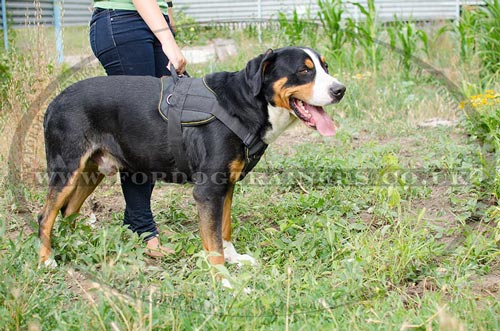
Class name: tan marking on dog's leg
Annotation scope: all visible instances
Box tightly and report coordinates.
[223,160,242,242]
[39,154,91,265]
[229,159,245,185]
[63,161,104,218]
[38,174,80,265]
[222,184,235,242]
[196,201,224,265]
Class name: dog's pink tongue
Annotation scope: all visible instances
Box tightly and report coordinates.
[307,105,336,136]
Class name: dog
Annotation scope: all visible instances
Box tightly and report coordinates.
[38,46,346,269]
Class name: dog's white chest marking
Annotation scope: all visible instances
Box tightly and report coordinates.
[263,105,298,144]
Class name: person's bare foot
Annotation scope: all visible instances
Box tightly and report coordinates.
[145,236,174,258]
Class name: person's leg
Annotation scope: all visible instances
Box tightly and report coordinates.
[120,173,157,241]
[154,40,170,76]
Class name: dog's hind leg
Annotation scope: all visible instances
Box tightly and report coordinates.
[222,184,257,266]
[62,160,104,220]
[38,154,90,266]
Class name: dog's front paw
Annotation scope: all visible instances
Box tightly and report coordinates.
[221,278,253,294]
[221,278,233,289]
[223,241,257,266]
[44,258,58,269]
[228,253,257,266]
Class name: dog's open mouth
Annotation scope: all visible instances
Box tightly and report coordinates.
[290,98,336,136]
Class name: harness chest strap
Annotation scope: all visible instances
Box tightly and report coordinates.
[163,76,268,181]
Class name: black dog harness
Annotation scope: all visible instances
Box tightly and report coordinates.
[158,74,268,182]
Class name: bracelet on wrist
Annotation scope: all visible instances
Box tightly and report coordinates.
[153,26,170,33]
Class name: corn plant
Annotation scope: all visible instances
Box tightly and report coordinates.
[475,0,500,81]
[346,0,383,73]
[318,0,348,57]
[387,20,429,75]
[455,5,481,63]
[277,8,318,47]
[451,1,500,81]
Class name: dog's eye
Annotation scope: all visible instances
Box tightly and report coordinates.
[323,63,329,73]
[298,68,310,75]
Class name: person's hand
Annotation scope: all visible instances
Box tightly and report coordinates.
[162,43,187,75]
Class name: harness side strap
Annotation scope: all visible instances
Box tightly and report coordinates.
[168,79,192,180]
[184,94,259,148]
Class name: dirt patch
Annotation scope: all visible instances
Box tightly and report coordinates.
[270,124,326,156]
[404,277,438,300]
[85,181,125,221]
[470,270,500,297]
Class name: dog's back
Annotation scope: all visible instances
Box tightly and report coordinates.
[44,76,166,174]
[44,76,162,137]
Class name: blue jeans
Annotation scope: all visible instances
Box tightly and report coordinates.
[90,8,172,240]
[90,8,171,76]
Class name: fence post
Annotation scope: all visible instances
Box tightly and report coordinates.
[2,0,8,51]
[53,0,64,63]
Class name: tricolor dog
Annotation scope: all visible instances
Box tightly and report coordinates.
[39,47,346,269]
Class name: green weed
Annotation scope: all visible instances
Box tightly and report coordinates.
[318,0,348,58]
[277,8,317,48]
[475,0,500,80]
[347,0,384,73]
[387,20,430,75]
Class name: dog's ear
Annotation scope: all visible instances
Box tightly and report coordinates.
[245,49,275,97]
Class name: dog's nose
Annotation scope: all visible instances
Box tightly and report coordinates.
[330,84,346,100]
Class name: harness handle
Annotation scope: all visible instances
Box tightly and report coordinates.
[168,63,190,80]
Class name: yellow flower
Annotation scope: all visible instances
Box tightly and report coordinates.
[351,72,372,80]
[462,91,499,110]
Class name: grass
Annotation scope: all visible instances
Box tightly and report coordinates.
[2,122,499,330]
[1,8,500,330]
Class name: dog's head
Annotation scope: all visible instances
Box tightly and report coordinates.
[246,47,345,137]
